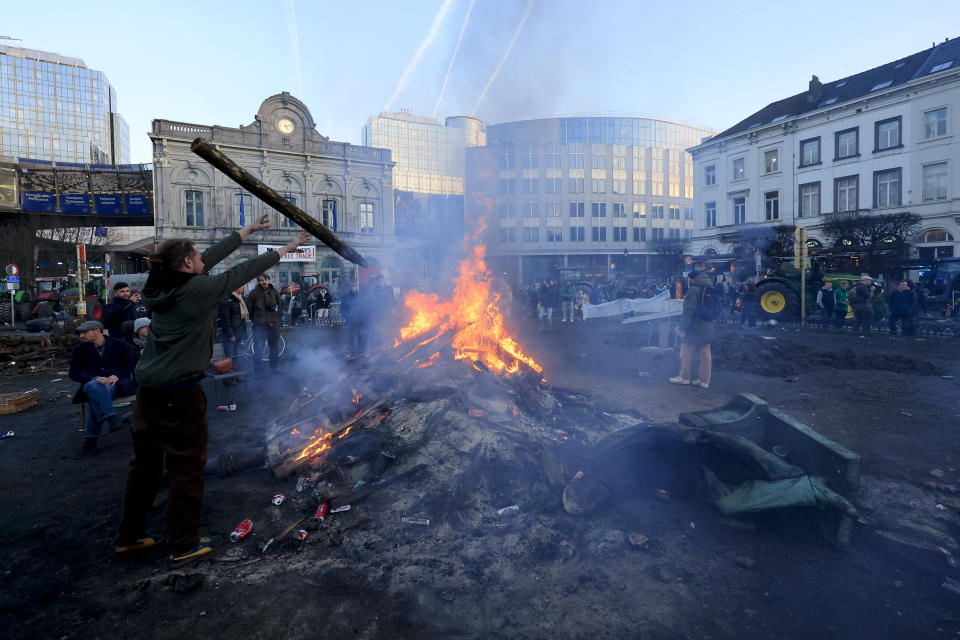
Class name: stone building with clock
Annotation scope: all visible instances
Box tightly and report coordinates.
[149,92,396,293]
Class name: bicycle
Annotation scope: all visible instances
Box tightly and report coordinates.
[233,330,286,362]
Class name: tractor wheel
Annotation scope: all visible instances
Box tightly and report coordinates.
[87,298,103,321]
[33,301,55,318]
[757,282,799,319]
[18,302,33,321]
[0,302,11,324]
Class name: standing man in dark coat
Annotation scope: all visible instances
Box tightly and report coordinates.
[340,282,366,360]
[816,281,836,326]
[103,282,141,338]
[246,274,282,372]
[888,280,916,336]
[216,288,247,357]
[851,276,875,335]
[670,270,716,388]
[69,320,139,456]
[116,214,309,568]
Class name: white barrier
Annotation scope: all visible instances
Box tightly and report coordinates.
[582,290,683,320]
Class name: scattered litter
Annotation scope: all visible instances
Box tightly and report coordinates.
[352,480,366,491]
[926,481,959,494]
[1,431,13,439]
[900,411,913,417]
[627,532,649,549]
[401,516,430,526]
[654,488,671,500]
[56,370,68,375]
[771,445,788,458]
[572,470,584,480]
[944,577,960,596]
[229,519,253,542]
[295,529,308,541]
[784,376,799,383]
[497,504,520,518]
[857,516,870,525]
[313,503,329,521]
[261,537,275,553]
[930,468,946,479]
[555,429,568,437]
[936,504,946,511]
[942,375,955,380]
[689,522,696,529]
[761,336,776,341]
[330,504,351,514]
[271,494,285,506]
[51,378,62,382]
[468,409,489,418]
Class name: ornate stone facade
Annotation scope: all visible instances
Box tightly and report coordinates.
[150,92,395,291]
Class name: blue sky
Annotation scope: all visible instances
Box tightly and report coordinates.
[4,0,959,163]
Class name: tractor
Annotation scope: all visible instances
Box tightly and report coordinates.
[753,259,876,320]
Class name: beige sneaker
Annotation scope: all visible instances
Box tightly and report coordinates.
[668,377,690,385]
[692,380,709,388]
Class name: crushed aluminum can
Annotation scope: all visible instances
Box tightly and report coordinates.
[217,405,229,412]
[330,505,351,514]
[468,409,488,418]
[313,502,329,521]
[295,529,308,541]
[230,519,253,542]
[497,504,520,517]
[654,489,671,500]
[271,494,285,506]
[352,480,366,491]
[229,403,237,411]
[572,470,584,480]
[1,431,14,439]
[401,516,430,526]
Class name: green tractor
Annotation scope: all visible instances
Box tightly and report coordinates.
[754,264,875,320]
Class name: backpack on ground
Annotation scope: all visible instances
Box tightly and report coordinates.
[695,286,722,321]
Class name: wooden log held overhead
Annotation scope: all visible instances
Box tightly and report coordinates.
[190,137,368,267]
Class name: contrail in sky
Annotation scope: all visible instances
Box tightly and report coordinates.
[471,0,535,117]
[384,0,456,112]
[284,0,304,97]
[432,0,476,118]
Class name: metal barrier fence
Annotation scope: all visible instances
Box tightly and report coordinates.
[716,314,960,338]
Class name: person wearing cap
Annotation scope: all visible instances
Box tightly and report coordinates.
[670,270,716,388]
[115,215,309,569]
[850,275,875,336]
[130,317,151,353]
[103,282,141,339]
[68,320,139,457]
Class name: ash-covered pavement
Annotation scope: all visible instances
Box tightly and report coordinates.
[1,320,959,640]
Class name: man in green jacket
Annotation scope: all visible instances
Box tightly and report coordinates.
[115,215,309,569]
[670,270,716,389]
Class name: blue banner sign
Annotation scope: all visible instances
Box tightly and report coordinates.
[22,190,57,212]
[60,192,92,214]
[125,193,150,215]
[94,193,123,214]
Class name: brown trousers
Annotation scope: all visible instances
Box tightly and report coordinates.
[678,341,712,384]
[117,385,207,554]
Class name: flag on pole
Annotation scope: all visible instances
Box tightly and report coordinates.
[239,189,245,227]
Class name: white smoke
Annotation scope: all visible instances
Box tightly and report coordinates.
[284,0,305,96]
[470,0,536,117]
[432,0,476,118]
[384,0,456,112]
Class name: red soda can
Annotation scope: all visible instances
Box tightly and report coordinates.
[272,494,285,506]
[313,502,329,521]
[295,529,308,541]
[230,519,253,542]
[217,405,229,412]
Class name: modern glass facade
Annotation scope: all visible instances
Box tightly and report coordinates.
[361,110,484,195]
[467,116,715,283]
[0,45,130,164]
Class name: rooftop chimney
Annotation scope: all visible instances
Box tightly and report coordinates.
[806,75,824,103]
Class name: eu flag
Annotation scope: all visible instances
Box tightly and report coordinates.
[239,190,245,227]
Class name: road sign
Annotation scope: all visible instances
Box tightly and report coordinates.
[684,255,693,266]
[5,264,18,276]
[6,275,19,282]
[6,282,19,291]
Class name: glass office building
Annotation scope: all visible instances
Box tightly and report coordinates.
[466,116,714,283]
[0,44,130,164]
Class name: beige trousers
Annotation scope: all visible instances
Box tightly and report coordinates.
[678,341,712,384]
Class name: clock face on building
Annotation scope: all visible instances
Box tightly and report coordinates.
[276,118,295,134]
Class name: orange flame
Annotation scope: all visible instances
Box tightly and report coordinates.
[397,221,542,375]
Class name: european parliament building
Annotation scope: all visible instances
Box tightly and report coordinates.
[0,44,129,165]
[466,116,714,284]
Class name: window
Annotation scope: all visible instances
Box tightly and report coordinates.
[522,177,538,194]
[592,145,606,169]
[523,226,539,242]
[835,128,858,159]
[498,143,515,169]
[546,227,562,242]
[684,206,694,220]
[921,229,954,243]
[924,108,947,139]
[281,196,298,227]
[521,142,538,169]
[547,202,561,217]
[591,202,606,218]
[569,202,584,218]
[874,168,901,207]
[569,226,585,242]
[668,205,680,220]
[499,179,515,194]
[874,117,901,151]
[633,227,646,242]
[612,203,626,218]
[731,157,745,181]
[764,149,779,174]
[923,162,948,201]
[613,226,628,241]
[613,144,626,170]
[733,196,746,225]
[669,229,681,239]
[185,190,204,226]
[359,202,374,233]
[704,164,716,186]
[568,178,584,193]
[613,179,627,194]
[232,192,252,226]
[651,204,664,219]
[545,177,561,194]
[499,227,516,243]
[633,203,646,218]
[544,142,561,168]
[591,226,607,242]
[568,142,584,169]
[321,199,337,230]
[705,201,717,228]
[835,176,858,212]
[764,191,779,220]
[633,175,646,195]
[524,202,538,217]
[800,137,820,166]
[651,228,665,240]
[799,182,820,217]
[591,179,606,193]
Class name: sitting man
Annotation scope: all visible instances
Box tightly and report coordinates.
[69,320,139,457]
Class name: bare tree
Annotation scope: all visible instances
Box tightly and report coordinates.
[649,237,690,280]
[822,211,922,275]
